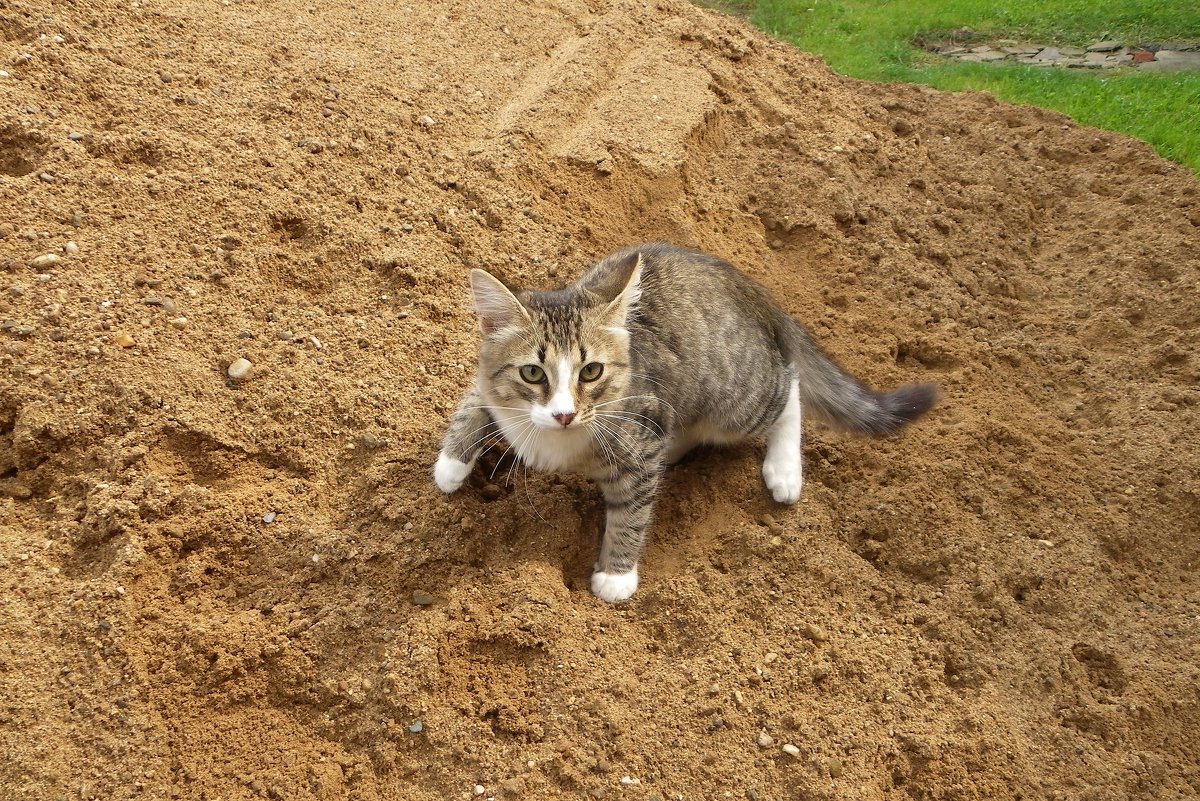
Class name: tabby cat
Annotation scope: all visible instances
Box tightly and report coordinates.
[435,243,936,602]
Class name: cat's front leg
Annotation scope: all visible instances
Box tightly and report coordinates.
[434,384,496,494]
[592,449,664,603]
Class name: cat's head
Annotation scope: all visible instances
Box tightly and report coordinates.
[469,252,642,433]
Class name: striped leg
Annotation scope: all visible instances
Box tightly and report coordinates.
[434,385,495,493]
[592,451,664,603]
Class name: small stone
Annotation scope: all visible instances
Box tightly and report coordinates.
[480,483,502,501]
[619,776,640,786]
[63,241,79,256]
[262,511,277,524]
[800,622,829,642]
[160,70,173,83]
[412,591,434,606]
[1035,539,1055,548]
[745,791,759,801]
[1087,40,1123,53]
[68,131,85,141]
[30,253,60,269]
[756,731,774,748]
[39,172,55,183]
[227,357,253,380]
[406,720,423,733]
[781,743,801,757]
[8,286,25,297]
[113,333,136,348]
[827,757,843,778]
[417,114,434,128]
[169,316,190,329]
[474,786,485,796]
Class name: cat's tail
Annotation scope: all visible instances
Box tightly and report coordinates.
[778,317,938,437]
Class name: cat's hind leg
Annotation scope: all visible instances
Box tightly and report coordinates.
[762,375,803,504]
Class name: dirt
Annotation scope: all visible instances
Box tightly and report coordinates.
[1,0,1198,799]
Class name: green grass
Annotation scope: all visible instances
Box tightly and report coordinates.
[703,1,1200,173]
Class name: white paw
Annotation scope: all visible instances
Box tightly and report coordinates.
[762,453,803,504]
[591,566,639,603]
[433,452,473,494]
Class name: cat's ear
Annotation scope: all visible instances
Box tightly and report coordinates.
[597,252,643,325]
[469,269,529,335]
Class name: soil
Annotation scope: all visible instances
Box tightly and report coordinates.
[1,0,1198,800]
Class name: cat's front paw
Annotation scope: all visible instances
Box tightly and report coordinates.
[434,451,473,494]
[591,566,639,603]
[762,453,803,504]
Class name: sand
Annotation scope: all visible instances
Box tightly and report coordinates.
[1,0,1198,799]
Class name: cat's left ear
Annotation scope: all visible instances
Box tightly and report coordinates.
[599,252,643,326]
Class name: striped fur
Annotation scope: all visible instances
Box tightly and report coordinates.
[436,243,938,602]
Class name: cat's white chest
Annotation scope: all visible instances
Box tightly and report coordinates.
[490,407,596,474]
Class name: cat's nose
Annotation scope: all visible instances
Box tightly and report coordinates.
[552,412,575,427]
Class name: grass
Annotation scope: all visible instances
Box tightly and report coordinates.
[702,1,1200,174]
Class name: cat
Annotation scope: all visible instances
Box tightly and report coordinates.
[434,243,937,603]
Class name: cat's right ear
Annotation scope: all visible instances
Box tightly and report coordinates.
[469,269,530,336]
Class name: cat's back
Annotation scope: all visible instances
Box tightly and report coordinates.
[587,242,779,326]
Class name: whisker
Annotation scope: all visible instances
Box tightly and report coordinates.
[595,412,662,439]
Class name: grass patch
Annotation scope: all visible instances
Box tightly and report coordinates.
[702,0,1200,173]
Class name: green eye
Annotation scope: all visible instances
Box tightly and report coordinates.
[519,364,545,383]
[579,362,604,382]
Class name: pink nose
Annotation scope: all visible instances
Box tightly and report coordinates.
[552,412,575,427]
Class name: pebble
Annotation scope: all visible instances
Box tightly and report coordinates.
[30,253,60,270]
[781,743,800,757]
[619,776,640,786]
[480,483,502,501]
[407,720,423,733]
[68,131,85,141]
[474,786,485,796]
[169,316,190,328]
[227,357,253,380]
[262,511,277,524]
[113,333,136,348]
[827,757,843,778]
[63,241,79,256]
[412,591,434,606]
[800,622,829,642]
[756,731,774,748]
[417,114,434,128]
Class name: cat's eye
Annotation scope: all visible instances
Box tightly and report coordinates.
[579,362,604,382]
[518,364,546,383]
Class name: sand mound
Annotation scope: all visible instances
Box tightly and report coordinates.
[1,0,1197,798]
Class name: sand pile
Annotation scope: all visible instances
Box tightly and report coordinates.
[1,0,1197,798]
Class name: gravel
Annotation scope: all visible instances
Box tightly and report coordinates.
[227,357,254,380]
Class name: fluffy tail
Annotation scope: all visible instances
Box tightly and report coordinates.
[779,317,938,437]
